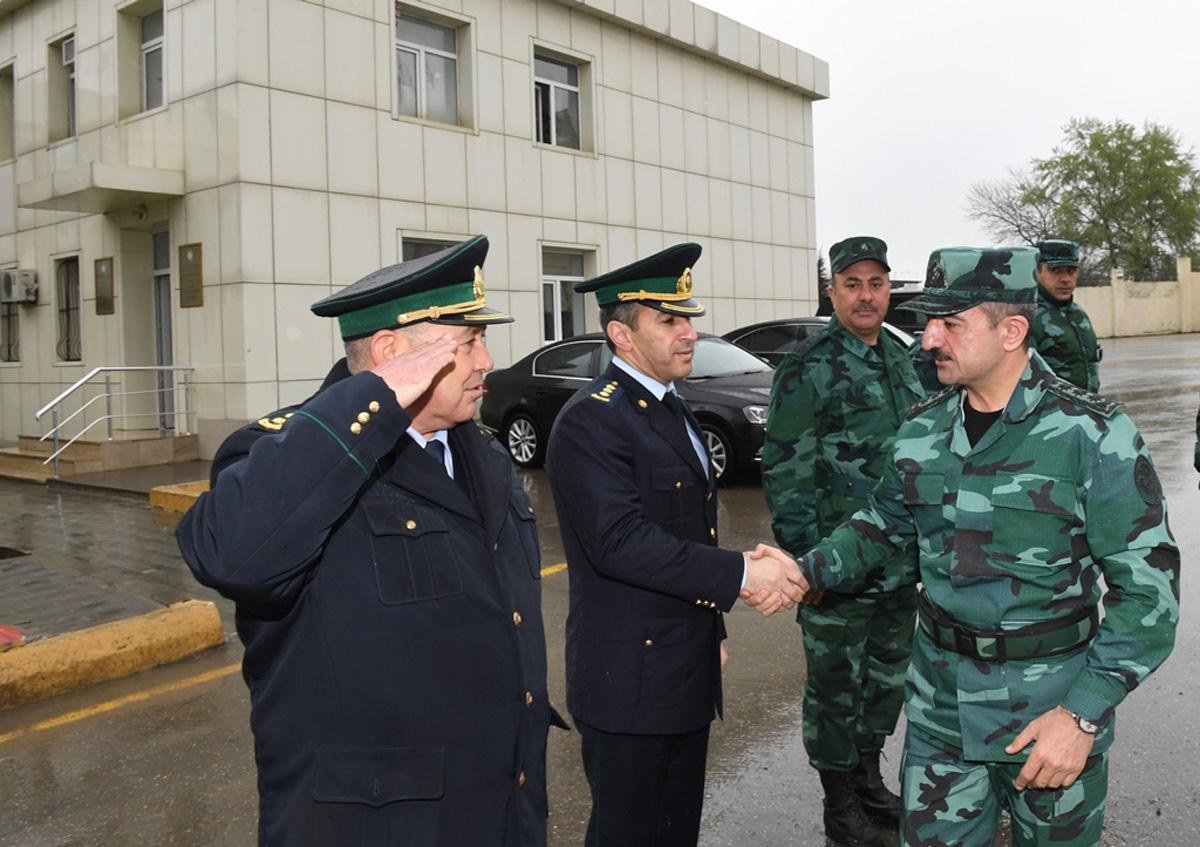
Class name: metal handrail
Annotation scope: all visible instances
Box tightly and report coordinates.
[34,365,196,478]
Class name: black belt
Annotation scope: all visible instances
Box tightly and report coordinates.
[917,590,1097,662]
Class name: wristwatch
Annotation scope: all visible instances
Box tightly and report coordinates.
[1067,710,1100,735]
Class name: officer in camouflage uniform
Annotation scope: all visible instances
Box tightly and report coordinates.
[788,246,1179,846]
[763,236,924,846]
[1030,239,1101,392]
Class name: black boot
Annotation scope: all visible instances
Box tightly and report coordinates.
[817,769,890,847]
[851,748,902,829]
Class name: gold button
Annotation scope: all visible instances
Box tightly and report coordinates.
[518,771,526,788]
[695,599,702,605]
[709,528,716,538]
[674,481,682,489]
[405,519,416,530]
[644,639,653,647]
[368,401,380,413]
[527,506,534,514]
[493,542,499,552]
[706,492,712,501]
[638,399,648,408]
[513,611,523,628]
[358,411,370,424]
[350,422,362,435]
[525,691,533,707]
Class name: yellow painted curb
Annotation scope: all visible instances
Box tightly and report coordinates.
[0,599,226,710]
[149,480,209,513]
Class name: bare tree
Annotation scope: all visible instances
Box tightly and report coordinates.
[965,168,1055,246]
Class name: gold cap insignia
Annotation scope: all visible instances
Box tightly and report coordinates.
[473,265,485,300]
[677,268,693,297]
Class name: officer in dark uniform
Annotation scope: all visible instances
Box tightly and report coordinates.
[177,236,562,847]
[545,243,805,847]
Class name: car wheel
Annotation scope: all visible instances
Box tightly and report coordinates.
[503,413,545,468]
[700,423,734,483]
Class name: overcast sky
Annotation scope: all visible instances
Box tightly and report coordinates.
[694,0,1200,279]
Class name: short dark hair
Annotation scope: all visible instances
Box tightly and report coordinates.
[599,302,641,353]
[979,301,1036,347]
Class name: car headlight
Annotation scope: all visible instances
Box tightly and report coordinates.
[743,405,767,425]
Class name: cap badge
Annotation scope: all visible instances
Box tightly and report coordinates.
[473,265,485,299]
[677,268,693,297]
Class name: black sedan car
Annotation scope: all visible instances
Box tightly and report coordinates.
[722,316,915,367]
[480,333,772,481]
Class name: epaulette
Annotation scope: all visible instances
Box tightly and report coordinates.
[906,385,957,419]
[1046,378,1120,418]
[784,331,827,364]
[253,409,297,432]
[587,379,622,404]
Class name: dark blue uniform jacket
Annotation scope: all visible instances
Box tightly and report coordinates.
[546,363,744,736]
[177,360,557,846]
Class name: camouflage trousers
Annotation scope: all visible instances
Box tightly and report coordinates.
[797,586,917,770]
[901,726,1108,846]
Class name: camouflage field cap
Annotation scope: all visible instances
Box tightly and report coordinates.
[575,242,705,317]
[829,236,890,274]
[1036,239,1080,269]
[899,246,1038,316]
[311,235,513,340]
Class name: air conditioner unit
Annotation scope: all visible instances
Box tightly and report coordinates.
[61,37,75,66]
[0,270,37,304]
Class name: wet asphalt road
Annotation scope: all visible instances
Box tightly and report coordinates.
[0,333,1197,846]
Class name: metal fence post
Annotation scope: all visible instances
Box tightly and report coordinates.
[105,372,113,440]
[51,408,60,479]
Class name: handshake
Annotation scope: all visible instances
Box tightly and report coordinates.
[739,544,814,617]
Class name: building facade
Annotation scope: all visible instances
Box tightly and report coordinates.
[0,0,828,456]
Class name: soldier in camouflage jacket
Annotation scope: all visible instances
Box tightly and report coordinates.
[1030,240,1101,392]
[763,236,924,846]
[787,247,1179,847]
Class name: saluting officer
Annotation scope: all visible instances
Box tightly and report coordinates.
[780,246,1179,846]
[763,235,924,846]
[177,236,562,847]
[1030,239,1102,392]
[546,243,804,847]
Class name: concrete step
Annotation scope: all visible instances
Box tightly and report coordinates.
[0,434,199,482]
[0,449,98,482]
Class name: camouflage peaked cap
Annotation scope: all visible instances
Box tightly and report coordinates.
[1035,239,1080,269]
[829,236,890,274]
[899,247,1038,316]
[575,242,705,317]
[311,235,512,340]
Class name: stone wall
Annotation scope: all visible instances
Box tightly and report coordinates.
[1073,257,1199,338]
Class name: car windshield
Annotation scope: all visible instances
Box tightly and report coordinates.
[690,338,772,378]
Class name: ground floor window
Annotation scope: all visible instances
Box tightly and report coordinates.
[0,302,17,362]
[55,257,81,361]
[541,250,587,343]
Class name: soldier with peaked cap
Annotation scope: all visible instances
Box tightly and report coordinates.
[1030,239,1102,392]
[762,235,924,846]
[177,236,565,847]
[545,243,805,847]
[765,246,1179,846]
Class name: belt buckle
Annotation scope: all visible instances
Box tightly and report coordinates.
[952,626,979,660]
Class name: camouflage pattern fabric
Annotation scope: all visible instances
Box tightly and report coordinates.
[901,726,1107,847]
[907,341,943,394]
[1030,284,1101,392]
[762,318,924,770]
[798,588,917,769]
[800,350,1179,766]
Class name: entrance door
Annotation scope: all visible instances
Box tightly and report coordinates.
[151,230,174,431]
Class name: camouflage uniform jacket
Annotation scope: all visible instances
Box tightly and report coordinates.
[800,351,1179,761]
[762,318,925,581]
[1031,284,1101,392]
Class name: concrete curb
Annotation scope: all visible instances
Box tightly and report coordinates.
[148,481,208,513]
[0,599,226,710]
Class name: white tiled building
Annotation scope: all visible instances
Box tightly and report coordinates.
[0,0,828,456]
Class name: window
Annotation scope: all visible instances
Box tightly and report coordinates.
[141,11,164,110]
[533,341,596,379]
[48,35,76,141]
[534,55,580,149]
[395,10,458,124]
[0,64,12,161]
[401,238,455,262]
[55,258,81,361]
[0,302,17,362]
[541,250,587,343]
[117,1,164,119]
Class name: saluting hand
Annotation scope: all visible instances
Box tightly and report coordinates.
[372,334,459,408]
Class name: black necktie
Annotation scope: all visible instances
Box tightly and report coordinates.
[662,391,689,438]
[425,438,449,476]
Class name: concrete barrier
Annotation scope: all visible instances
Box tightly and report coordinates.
[0,599,226,709]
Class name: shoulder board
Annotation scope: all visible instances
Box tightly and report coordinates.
[1045,378,1119,418]
[587,379,623,404]
[253,410,297,432]
[789,331,828,362]
[906,385,957,419]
